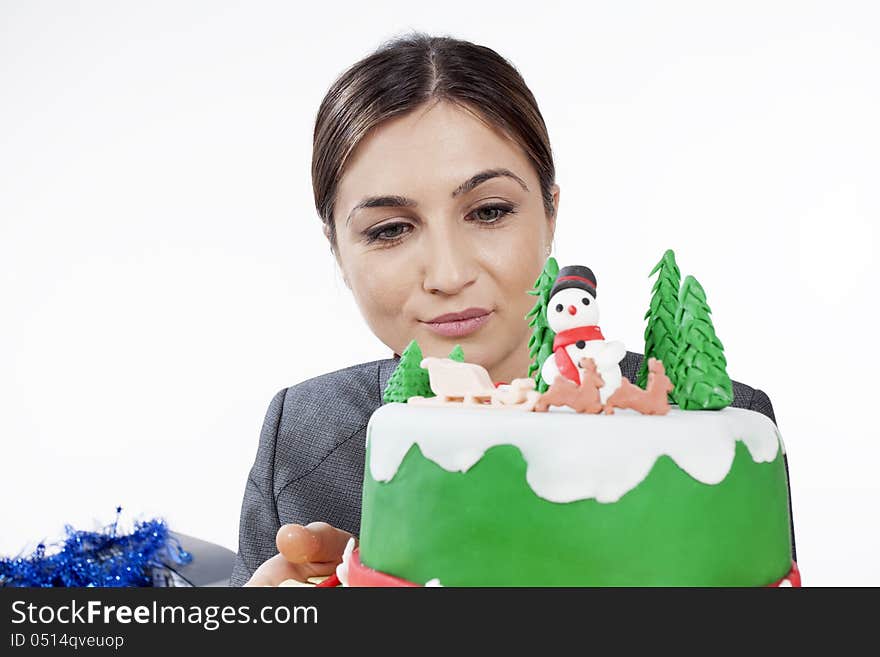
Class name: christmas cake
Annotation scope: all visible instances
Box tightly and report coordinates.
[346,251,797,587]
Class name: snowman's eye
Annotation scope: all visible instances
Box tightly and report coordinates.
[582,297,591,306]
[555,304,563,312]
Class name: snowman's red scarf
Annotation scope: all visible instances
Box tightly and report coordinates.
[552,325,605,383]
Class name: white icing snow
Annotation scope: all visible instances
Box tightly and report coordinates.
[367,403,783,504]
[336,537,355,587]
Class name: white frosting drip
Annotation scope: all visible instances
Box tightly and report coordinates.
[336,537,355,587]
[367,404,782,504]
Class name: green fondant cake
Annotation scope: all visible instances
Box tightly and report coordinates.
[356,254,794,587]
[358,403,793,587]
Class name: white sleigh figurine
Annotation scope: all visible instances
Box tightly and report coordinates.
[408,357,540,412]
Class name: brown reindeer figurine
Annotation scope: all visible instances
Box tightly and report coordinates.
[534,357,606,414]
[603,357,673,415]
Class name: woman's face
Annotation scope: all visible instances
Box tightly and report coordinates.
[331,100,558,381]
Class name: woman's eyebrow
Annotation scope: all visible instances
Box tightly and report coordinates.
[451,168,529,198]
[346,168,528,226]
[347,195,416,225]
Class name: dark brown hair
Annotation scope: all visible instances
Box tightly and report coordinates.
[312,32,556,250]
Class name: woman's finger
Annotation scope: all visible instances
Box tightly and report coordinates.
[304,522,356,564]
[243,552,339,587]
[243,552,305,587]
[276,522,355,565]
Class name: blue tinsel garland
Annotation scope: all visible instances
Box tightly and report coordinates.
[0,507,192,587]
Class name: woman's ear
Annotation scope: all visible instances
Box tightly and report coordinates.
[547,183,560,253]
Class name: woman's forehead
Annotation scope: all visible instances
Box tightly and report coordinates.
[336,103,536,213]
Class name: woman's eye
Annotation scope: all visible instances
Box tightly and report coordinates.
[365,222,412,243]
[469,203,516,224]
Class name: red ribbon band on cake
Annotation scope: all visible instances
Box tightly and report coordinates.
[552,325,605,383]
[348,548,420,587]
[345,548,801,587]
[768,561,801,587]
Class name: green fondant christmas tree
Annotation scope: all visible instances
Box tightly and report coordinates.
[525,257,559,393]
[637,249,682,390]
[671,275,733,410]
[382,340,433,403]
[447,344,465,362]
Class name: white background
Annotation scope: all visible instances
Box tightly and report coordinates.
[2,1,877,586]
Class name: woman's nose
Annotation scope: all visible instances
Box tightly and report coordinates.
[422,230,478,295]
[568,305,577,315]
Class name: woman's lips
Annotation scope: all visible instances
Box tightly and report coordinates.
[421,309,493,338]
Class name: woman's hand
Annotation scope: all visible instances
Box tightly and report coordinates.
[243,521,355,587]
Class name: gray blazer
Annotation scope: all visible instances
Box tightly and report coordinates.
[230,352,796,586]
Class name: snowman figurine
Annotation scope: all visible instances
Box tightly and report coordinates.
[540,265,627,405]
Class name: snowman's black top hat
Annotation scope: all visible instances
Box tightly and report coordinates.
[551,265,597,299]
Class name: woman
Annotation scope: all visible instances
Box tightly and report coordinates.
[231,33,793,587]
